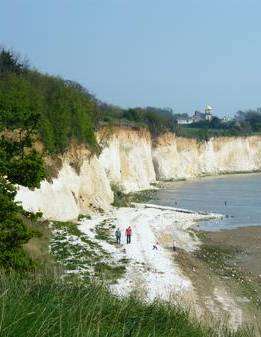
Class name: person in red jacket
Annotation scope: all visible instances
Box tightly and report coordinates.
[125,226,132,244]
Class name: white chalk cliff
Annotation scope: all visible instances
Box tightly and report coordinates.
[16,127,261,220]
[98,128,156,193]
[153,133,261,180]
[16,145,113,221]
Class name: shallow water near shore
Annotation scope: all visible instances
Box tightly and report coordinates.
[153,173,261,231]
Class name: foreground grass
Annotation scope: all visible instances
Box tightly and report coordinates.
[0,272,252,337]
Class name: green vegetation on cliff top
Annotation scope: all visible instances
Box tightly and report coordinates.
[2,48,261,155]
[0,49,97,154]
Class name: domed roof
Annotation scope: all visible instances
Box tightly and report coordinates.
[205,104,213,112]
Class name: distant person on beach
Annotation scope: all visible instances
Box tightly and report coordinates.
[153,242,159,250]
[224,201,227,206]
[115,228,121,244]
[125,226,132,244]
[173,242,176,252]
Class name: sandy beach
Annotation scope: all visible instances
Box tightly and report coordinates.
[204,226,261,277]
[50,202,260,331]
[77,204,219,300]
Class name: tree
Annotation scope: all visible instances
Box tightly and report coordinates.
[0,48,27,75]
[235,109,261,132]
[209,116,222,129]
[0,66,45,270]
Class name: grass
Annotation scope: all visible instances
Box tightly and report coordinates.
[78,214,91,221]
[17,217,258,336]
[112,184,157,208]
[128,189,158,204]
[50,221,126,283]
[175,126,260,141]
[23,219,55,269]
[111,184,131,207]
[94,262,126,280]
[95,219,116,244]
[0,272,253,337]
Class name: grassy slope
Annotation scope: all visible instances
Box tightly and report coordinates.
[0,272,251,337]
[0,215,253,337]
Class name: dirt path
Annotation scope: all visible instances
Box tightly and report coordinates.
[110,207,194,301]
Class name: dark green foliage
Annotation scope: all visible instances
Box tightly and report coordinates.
[0,170,42,272]
[2,48,261,148]
[236,109,261,132]
[31,74,98,153]
[94,262,126,279]
[111,184,131,207]
[8,152,45,188]
[0,49,98,154]
[176,111,261,141]
[77,214,91,221]
[95,102,124,125]
[112,184,157,208]
[128,189,157,203]
[0,49,27,74]
[0,51,46,270]
[96,104,178,136]
[123,107,177,135]
[0,272,251,337]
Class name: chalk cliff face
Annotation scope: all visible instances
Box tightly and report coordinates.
[16,145,113,221]
[98,127,156,193]
[153,134,261,180]
[16,128,261,221]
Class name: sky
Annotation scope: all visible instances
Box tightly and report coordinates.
[1,0,261,116]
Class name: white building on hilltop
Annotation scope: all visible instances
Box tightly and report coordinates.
[176,104,214,125]
[192,105,214,123]
[204,104,213,121]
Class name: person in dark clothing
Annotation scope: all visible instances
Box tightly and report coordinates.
[115,228,121,244]
[125,226,132,244]
[172,234,177,252]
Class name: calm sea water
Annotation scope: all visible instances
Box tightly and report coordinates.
[153,173,261,231]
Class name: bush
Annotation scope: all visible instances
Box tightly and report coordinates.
[77,214,91,221]
[111,184,130,208]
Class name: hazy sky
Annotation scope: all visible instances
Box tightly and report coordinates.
[1,0,261,116]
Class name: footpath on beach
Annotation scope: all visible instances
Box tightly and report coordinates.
[52,203,242,328]
[79,204,221,300]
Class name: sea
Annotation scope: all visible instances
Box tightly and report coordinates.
[152,173,261,231]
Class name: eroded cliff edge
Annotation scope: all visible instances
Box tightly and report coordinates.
[16,127,261,220]
[153,133,261,180]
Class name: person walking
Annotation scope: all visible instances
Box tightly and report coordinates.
[125,226,132,244]
[115,228,121,244]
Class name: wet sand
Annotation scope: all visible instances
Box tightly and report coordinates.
[204,226,261,277]
[174,225,261,332]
